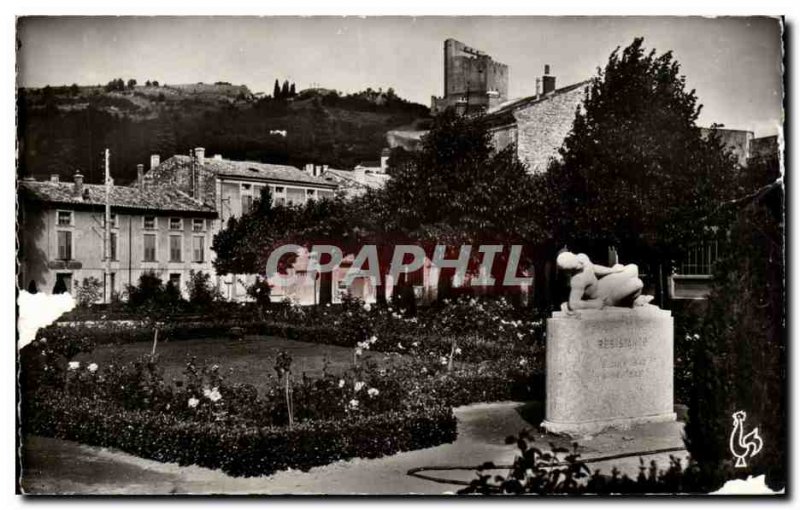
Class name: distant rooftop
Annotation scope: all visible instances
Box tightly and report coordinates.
[166,155,337,188]
[19,179,217,216]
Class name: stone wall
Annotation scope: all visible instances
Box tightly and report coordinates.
[513,85,585,173]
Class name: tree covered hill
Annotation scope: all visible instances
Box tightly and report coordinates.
[17,81,431,185]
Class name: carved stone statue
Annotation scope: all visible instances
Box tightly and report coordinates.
[556,251,654,312]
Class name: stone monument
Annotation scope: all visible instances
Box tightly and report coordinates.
[541,252,676,436]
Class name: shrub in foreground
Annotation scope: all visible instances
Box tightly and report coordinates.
[459,431,734,494]
[25,395,456,478]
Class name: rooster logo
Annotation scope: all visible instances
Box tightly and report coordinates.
[729,411,763,468]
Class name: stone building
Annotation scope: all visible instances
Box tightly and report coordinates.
[18,173,217,301]
[431,39,509,115]
[485,69,590,173]
[143,148,338,301]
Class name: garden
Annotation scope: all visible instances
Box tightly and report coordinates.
[21,272,547,478]
[20,36,786,493]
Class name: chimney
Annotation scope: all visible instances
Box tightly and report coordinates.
[137,164,145,191]
[542,65,556,95]
[315,165,323,177]
[322,164,329,175]
[50,174,60,183]
[380,148,390,173]
[305,163,314,175]
[195,169,203,202]
[194,147,205,166]
[150,154,160,170]
[73,172,84,196]
[213,154,223,161]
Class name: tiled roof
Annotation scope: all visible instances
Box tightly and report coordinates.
[170,155,337,188]
[485,80,591,124]
[18,180,217,216]
[323,169,389,190]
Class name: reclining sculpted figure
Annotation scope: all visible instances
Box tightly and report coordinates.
[556,251,654,312]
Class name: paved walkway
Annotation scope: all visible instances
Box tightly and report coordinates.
[20,402,687,495]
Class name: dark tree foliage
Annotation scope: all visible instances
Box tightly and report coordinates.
[273,79,281,99]
[685,181,785,491]
[377,109,548,247]
[289,82,296,97]
[211,187,364,304]
[371,110,549,294]
[281,80,290,98]
[186,270,222,308]
[126,272,166,309]
[18,84,428,183]
[540,38,739,266]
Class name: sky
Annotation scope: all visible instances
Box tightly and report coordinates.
[16,16,783,136]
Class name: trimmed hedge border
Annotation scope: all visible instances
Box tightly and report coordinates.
[25,397,457,478]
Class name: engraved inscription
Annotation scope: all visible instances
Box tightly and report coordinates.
[599,355,649,380]
[597,337,648,349]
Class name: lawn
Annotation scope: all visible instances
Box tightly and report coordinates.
[73,335,406,394]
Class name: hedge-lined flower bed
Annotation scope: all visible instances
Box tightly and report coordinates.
[22,295,547,478]
[44,294,546,368]
[25,395,456,478]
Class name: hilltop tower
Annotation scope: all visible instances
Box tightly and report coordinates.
[431,39,509,115]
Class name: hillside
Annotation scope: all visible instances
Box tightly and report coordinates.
[17,82,430,184]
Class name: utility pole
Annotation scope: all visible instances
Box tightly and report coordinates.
[104,148,111,303]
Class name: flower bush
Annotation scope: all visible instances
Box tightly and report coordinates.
[459,431,732,494]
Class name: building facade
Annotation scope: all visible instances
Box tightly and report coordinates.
[144,148,339,301]
[486,73,590,173]
[18,173,217,301]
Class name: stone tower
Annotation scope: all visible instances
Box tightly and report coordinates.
[431,39,509,115]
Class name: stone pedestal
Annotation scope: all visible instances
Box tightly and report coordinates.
[542,307,676,436]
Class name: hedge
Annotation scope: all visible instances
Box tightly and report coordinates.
[24,396,457,478]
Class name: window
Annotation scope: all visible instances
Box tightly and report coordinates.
[306,189,316,197]
[169,273,181,290]
[242,195,254,214]
[169,235,182,262]
[109,273,116,296]
[193,236,205,263]
[143,216,156,230]
[192,218,205,232]
[143,234,156,262]
[57,210,73,226]
[109,231,118,260]
[287,187,304,205]
[54,273,72,294]
[169,217,182,231]
[57,230,72,260]
[679,240,719,276]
